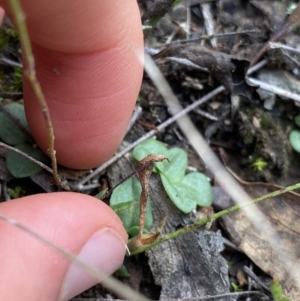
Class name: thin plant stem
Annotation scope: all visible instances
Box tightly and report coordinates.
[0,142,53,174]
[0,213,151,301]
[8,0,60,186]
[130,182,300,255]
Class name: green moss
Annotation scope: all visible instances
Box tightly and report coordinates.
[252,157,268,171]
[0,26,19,50]
[13,66,22,91]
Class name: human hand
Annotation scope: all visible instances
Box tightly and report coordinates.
[0,1,143,300]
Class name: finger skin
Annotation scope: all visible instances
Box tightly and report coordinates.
[1,0,144,169]
[0,192,128,301]
[0,7,4,24]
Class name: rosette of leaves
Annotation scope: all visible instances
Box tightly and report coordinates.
[132,138,213,214]
[0,102,49,177]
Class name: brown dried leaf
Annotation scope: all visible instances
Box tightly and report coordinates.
[141,232,161,245]
[214,185,300,299]
[137,154,169,239]
[237,269,247,287]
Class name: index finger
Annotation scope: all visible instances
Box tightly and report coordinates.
[1,0,144,169]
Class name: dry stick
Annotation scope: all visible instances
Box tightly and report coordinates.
[76,59,267,189]
[0,141,71,190]
[142,53,300,291]
[269,41,300,55]
[8,0,60,186]
[0,55,23,68]
[72,291,265,301]
[250,23,290,67]
[165,291,266,300]
[186,0,191,40]
[248,77,300,103]
[201,2,217,48]
[0,142,53,174]
[250,2,300,67]
[165,29,259,45]
[247,263,254,294]
[0,213,151,301]
[243,266,272,295]
[126,106,143,133]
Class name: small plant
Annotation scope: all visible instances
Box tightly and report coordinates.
[271,279,291,301]
[0,24,19,50]
[7,186,24,199]
[251,157,267,171]
[111,138,212,235]
[110,138,212,246]
[132,138,213,213]
[0,102,49,177]
[231,282,241,292]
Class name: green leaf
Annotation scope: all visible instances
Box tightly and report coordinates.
[127,225,141,237]
[160,172,212,213]
[181,172,212,207]
[231,282,241,292]
[6,143,49,178]
[280,297,291,301]
[7,186,24,198]
[0,102,32,145]
[161,173,197,213]
[271,280,282,300]
[110,177,144,205]
[132,138,168,172]
[133,139,187,180]
[132,139,213,213]
[95,188,107,199]
[295,114,300,127]
[110,177,153,236]
[110,201,140,235]
[172,0,183,7]
[114,264,130,278]
[156,147,187,182]
[289,130,300,153]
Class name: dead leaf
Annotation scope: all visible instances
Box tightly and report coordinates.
[214,184,300,300]
[137,154,168,239]
[154,44,260,102]
[128,232,161,252]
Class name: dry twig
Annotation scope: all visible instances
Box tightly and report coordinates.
[8,0,60,185]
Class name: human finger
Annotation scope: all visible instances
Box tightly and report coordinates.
[0,192,128,300]
[0,0,143,169]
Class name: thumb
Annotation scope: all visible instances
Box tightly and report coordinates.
[0,192,128,301]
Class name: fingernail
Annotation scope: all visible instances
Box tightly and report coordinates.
[59,228,126,301]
